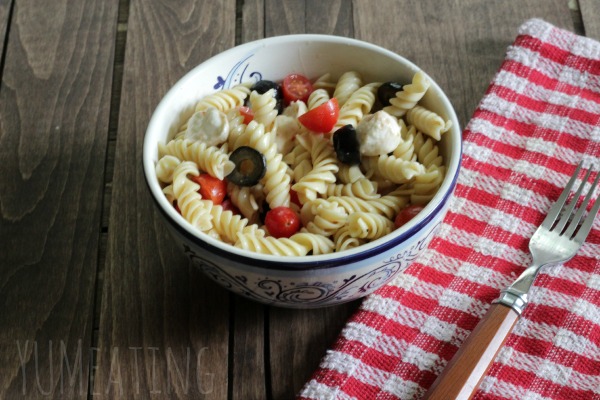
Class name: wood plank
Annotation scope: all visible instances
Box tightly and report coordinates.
[260,2,359,399]
[0,0,118,398]
[94,0,236,398]
[353,0,575,131]
[0,0,11,59]
[580,0,600,40]
[231,3,268,399]
[230,299,266,400]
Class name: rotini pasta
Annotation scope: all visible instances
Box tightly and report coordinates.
[250,89,278,130]
[383,71,430,117]
[334,82,380,130]
[170,161,213,231]
[195,83,251,113]
[348,212,394,239]
[292,133,339,203]
[155,69,448,256]
[406,105,452,141]
[333,71,363,107]
[159,139,234,180]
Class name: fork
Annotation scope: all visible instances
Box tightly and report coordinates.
[423,162,600,400]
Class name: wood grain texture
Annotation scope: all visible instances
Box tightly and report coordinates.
[423,304,519,400]
[0,0,11,59]
[230,299,266,400]
[0,0,118,398]
[353,0,575,129]
[94,1,235,398]
[580,0,600,41]
[260,2,358,398]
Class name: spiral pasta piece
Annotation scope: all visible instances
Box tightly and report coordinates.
[312,73,336,94]
[307,88,330,110]
[227,182,261,222]
[392,123,417,161]
[383,71,431,117]
[377,155,426,184]
[292,133,339,204]
[234,234,310,256]
[348,212,394,239]
[414,131,443,168]
[234,121,291,208]
[159,139,234,180]
[206,204,264,244]
[397,166,446,205]
[283,143,312,183]
[333,225,365,252]
[325,195,377,215]
[250,89,278,130]
[325,178,380,200]
[162,184,175,204]
[370,189,410,219]
[195,84,251,113]
[333,71,363,107]
[290,231,335,255]
[334,82,380,130]
[406,105,452,140]
[155,155,181,183]
[171,161,213,231]
[337,164,366,184]
[301,199,348,236]
[226,108,247,149]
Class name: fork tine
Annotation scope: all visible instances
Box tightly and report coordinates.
[564,167,600,238]
[541,162,582,230]
[572,172,600,243]
[554,167,593,233]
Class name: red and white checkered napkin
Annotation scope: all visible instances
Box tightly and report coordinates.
[299,19,600,400]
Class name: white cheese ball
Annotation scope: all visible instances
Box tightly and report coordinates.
[356,110,401,156]
[185,107,229,146]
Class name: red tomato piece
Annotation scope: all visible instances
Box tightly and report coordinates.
[191,174,227,204]
[394,205,424,228]
[221,198,241,214]
[238,106,254,124]
[298,98,339,133]
[265,206,301,238]
[290,189,301,207]
[282,74,313,104]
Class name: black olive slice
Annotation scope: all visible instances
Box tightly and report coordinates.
[227,146,267,186]
[377,81,404,106]
[251,80,282,98]
[333,125,361,165]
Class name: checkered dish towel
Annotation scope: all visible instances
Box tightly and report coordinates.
[299,19,600,400]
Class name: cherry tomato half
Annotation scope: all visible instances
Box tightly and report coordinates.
[191,174,227,204]
[394,205,424,228]
[290,189,301,207]
[282,74,313,104]
[265,206,301,238]
[298,98,339,133]
[238,106,254,124]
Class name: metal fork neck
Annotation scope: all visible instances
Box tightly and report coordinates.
[493,288,529,315]
[492,262,541,315]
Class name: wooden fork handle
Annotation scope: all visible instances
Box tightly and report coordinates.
[423,304,519,400]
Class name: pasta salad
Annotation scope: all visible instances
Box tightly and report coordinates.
[155,70,452,256]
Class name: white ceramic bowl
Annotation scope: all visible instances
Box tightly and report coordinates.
[143,34,462,308]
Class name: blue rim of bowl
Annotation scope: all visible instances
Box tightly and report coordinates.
[143,34,463,271]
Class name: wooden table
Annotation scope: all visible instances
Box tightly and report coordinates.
[1,1,598,399]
